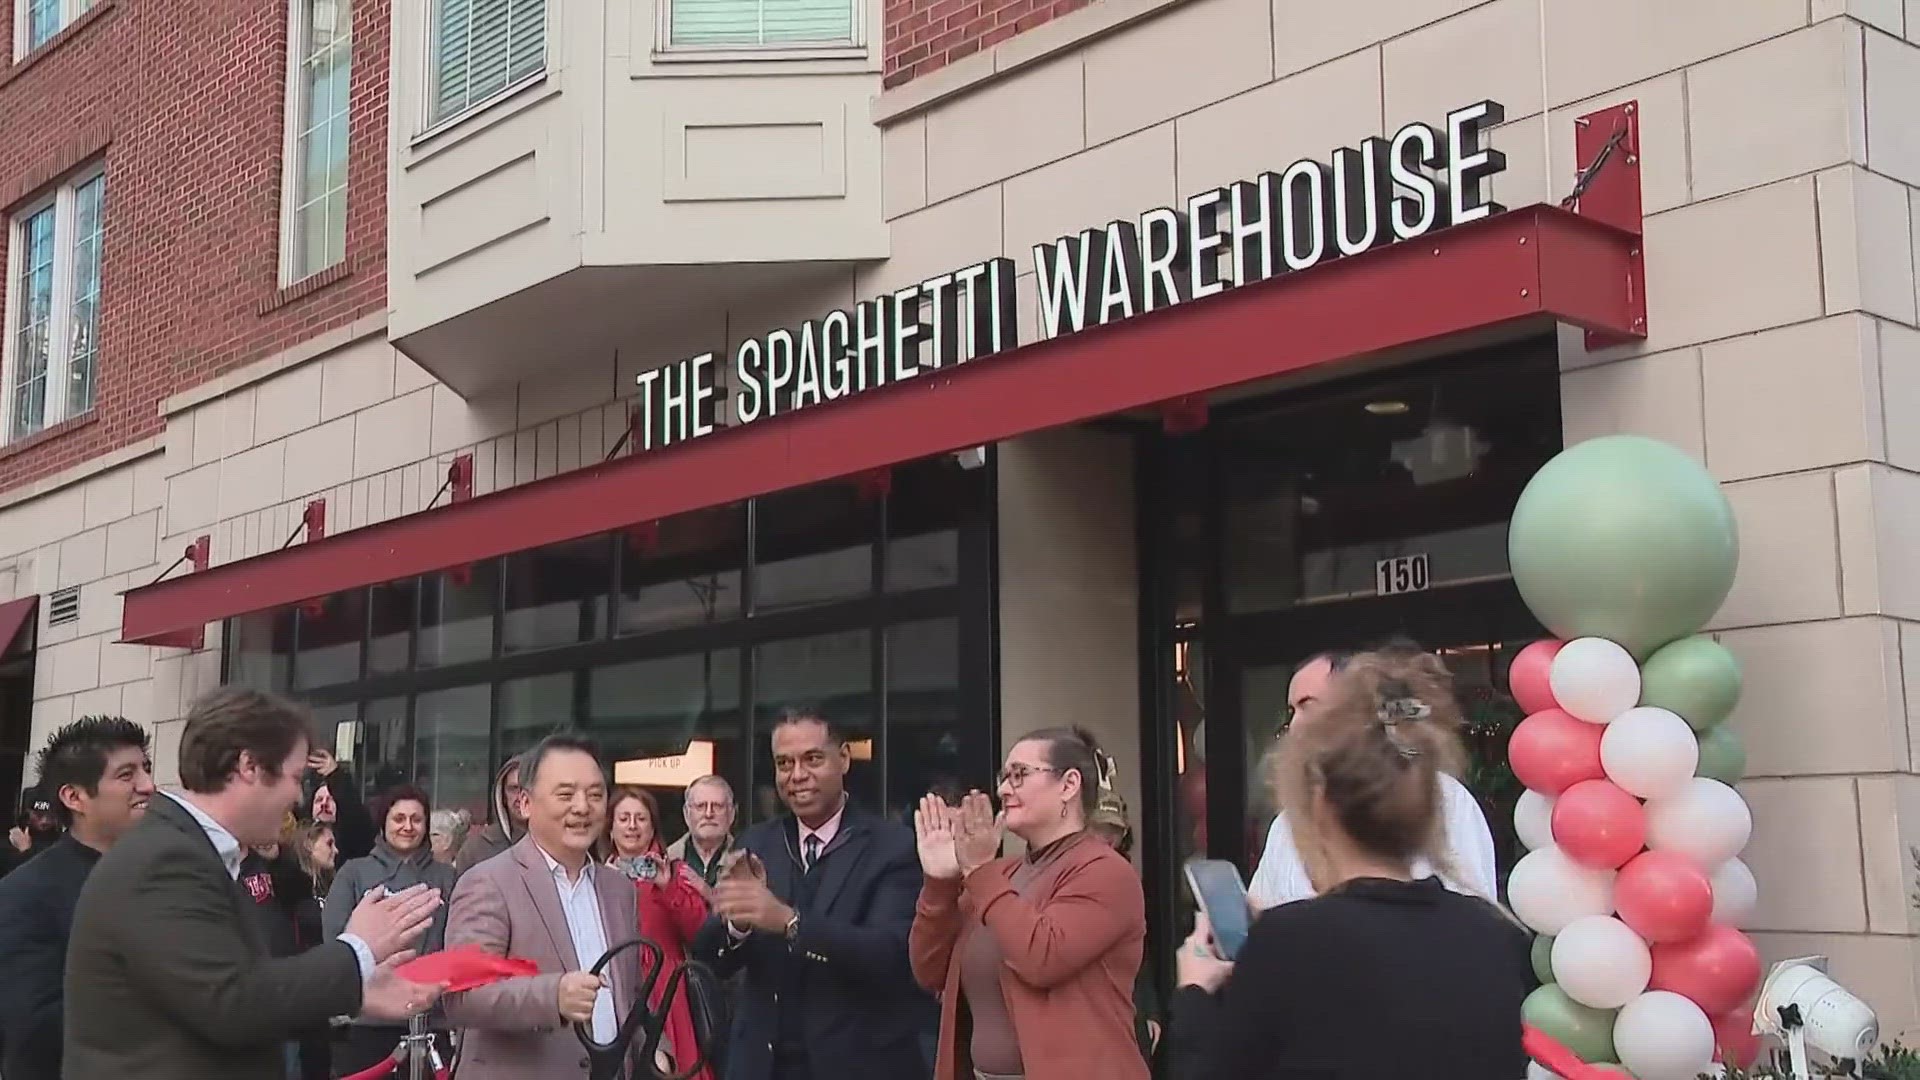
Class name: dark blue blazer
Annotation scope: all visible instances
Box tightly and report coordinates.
[0,835,97,1080]
[691,804,932,1080]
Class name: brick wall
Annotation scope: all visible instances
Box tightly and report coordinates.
[883,0,1089,87]
[0,0,390,495]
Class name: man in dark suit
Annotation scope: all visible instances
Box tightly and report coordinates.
[0,716,153,1080]
[693,708,931,1080]
[65,686,448,1080]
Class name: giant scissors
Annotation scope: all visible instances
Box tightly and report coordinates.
[575,936,726,1080]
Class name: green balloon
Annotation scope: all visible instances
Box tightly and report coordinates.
[1532,934,1556,984]
[1508,436,1739,659]
[1522,984,1618,1064]
[1641,636,1743,731]
[1695,723,1746,785]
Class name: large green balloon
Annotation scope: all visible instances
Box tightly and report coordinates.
[1641,636,1743,731]
[1508,436,1739,659]
[1695,723,1746,785]
[1532,934,1556,984]
[1523,984,1618,1064]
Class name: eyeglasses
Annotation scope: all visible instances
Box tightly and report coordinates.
[686,801,731,815]
[997,765,1060,789]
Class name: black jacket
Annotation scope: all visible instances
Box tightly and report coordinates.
[0,835,100,1080]
[238,850,319,958]
[690,804,931,1080]
[65,794,364,1080]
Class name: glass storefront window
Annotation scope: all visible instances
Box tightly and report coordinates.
[618,504,744,636]
[588,649,744,842]
[882,618,974,822]
[367,579,418,676]
[415,684,492,816]
[503,536,612,655]
[419,561,498,668]
[752,484,875,613]
[884,458,982,592]
[228,609,293,691]
[357,696,411,797]
[499,671,576,764]
[751,629,875,820]
[294,589,365,689]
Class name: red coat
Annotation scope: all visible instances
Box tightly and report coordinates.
[631,858,714,1080]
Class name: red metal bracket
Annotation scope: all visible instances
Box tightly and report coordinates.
[302,500,327,543]
[144,536,212,650]
[1567,101,1646,350]
[449,454,474,503]
[1160,396,1209,435]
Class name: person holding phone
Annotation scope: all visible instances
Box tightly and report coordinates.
[909,726,1150,1080]
[1165,654,1531,1080]
[604,785,713,1080]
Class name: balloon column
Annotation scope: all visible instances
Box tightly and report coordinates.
[1504,437,1761,1080]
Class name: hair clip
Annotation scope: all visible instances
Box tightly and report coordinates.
[1379,697,1432,724]
[1095,750,1118,791]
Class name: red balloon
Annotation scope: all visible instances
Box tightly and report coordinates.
[1508,708,1606,796]
[1552,779,1647,869]
[1616,849,1714,944]
[1652,925,1763,1016]
[1511,639,1566,715]
[1711,1008,1762,1068]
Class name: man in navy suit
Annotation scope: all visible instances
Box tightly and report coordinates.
[693,708,931,1080]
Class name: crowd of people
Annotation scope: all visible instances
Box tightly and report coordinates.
[0,638,1537,1080]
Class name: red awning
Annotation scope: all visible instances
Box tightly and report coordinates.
[0,595,37,656]
[120,115,1647,649]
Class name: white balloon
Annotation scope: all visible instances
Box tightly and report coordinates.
[1601,707,1700,799]
[1551,638,1644,723]
[1709,857,1758,928]
[1509,846,1617,935]
[1516,788,1557,851]
[1646,778,1752,868]
[1615,990,1715,1080]
[1552,915,1653,1009]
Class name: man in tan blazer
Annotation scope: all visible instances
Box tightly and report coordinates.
[443,734,643,1080]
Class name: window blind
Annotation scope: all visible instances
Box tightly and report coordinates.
[430,0,545,126]
[670,0,853,48]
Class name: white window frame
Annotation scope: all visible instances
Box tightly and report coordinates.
[11,0,94,59]
[0,166,106,445]
[655,0,865,54]
[278,0,355,287]
[418,0,550,137]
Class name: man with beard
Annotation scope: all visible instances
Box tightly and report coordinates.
[691,708,928,1080]
[0,716,154,1080]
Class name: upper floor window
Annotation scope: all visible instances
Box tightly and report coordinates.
[665,0,856,48]
[428,0,545,129]
[281,0,354,284]
[14,0,96,57]
[2,170,104,443]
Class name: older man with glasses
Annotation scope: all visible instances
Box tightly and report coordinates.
[668,774,737,888]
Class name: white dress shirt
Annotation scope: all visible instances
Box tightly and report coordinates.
[162,789,377,980]
[538,846,618,1043]
[1247,773,1499,909]
[797,798,846,865]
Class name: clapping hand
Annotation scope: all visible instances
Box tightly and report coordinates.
[952,791,1004,876]
[342,883,443,963]
[712,873,794,934]
[7,826,27,853]
[914,795,961,880]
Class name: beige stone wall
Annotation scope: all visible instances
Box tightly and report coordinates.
[878,0,1920,1039]
[996,429,1142,847]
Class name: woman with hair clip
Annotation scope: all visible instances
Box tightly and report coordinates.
[1165,655,1532,1080]
[910,726,1152,1080]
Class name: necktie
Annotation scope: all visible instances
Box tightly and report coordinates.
[804,834,821,872]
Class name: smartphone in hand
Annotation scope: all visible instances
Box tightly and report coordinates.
[1184,859,1252,961]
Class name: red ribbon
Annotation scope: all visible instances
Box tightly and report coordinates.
[395,945,539,993]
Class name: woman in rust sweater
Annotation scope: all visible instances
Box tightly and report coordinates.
[910,726,1152,1080]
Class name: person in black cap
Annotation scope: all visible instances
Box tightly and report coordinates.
[1,786,63,879]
